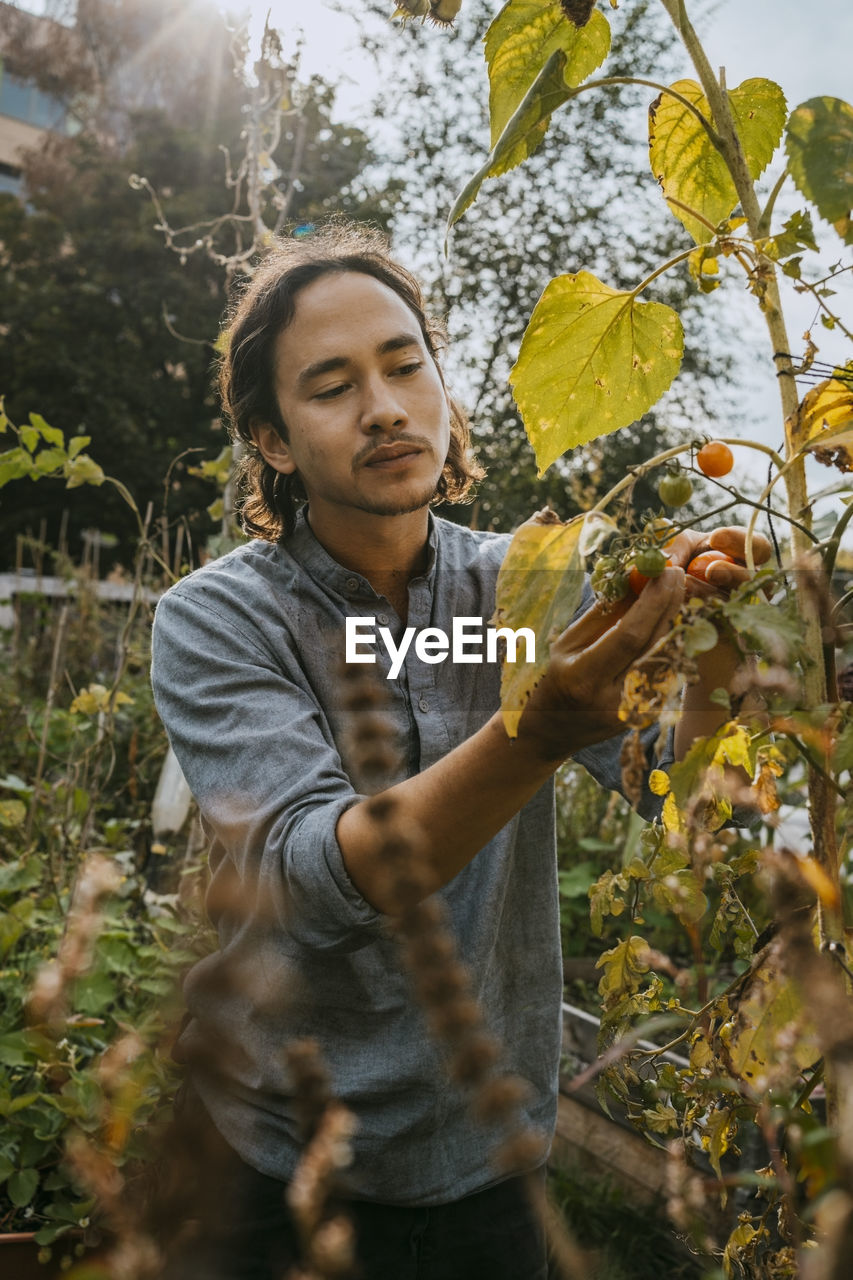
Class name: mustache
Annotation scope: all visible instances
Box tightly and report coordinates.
[353,434,434,467]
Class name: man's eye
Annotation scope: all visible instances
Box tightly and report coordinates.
[314,385,348,400]
[395,362,422,376]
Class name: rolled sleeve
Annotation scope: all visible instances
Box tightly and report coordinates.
[151,585,384,952]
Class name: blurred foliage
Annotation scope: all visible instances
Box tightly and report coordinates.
[0,0,388,567]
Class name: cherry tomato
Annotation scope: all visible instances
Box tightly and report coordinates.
[657,472,693,508]
[634,547,668,576]
[696,441,734,478]
[686,550,737,582]
[590,555,629,602]
[628,547,669,595]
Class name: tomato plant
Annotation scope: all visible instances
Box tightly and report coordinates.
[442,0,853,1271]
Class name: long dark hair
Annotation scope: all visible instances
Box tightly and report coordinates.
[218,222,483,541]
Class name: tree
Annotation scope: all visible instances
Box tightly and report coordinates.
[0,0,388,566]
[353,0,733,530]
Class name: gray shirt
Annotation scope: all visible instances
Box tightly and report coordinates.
[150,511,665,1205]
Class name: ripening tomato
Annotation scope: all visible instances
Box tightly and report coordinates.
[657,472,693,508]
[628,547,669,595]
[696,441,734,478]
[686,550,737,582]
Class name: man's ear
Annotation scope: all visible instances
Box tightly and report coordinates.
[250,420,297,475]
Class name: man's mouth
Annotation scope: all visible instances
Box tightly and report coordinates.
[363,442,424,469]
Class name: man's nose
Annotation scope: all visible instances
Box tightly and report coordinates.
[358,376,407,434]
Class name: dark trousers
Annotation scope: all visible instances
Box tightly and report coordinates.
[153,1087,549,1280]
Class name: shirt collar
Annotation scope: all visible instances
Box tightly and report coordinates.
[285,507,439,602]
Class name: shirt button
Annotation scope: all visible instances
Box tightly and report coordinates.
[345,577,359,592]
[377,613,390,626]
[418,695,429,713]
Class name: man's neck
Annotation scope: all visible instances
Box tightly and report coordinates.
[306,506,431,621]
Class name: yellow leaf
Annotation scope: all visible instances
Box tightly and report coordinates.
[792,376,853,469]
[493,508,587,738]
[702,1107,736,1180]
[712,724,752,774]
[70,684,133,715]
[485,1,610,145]
[649,78,786,243]
[661,792,684,835]
[510,271,683,474]
[596,935,652,1000]
[648,769,670,796]
[723,1218,760,1277]
[448,4,610,231]
[717,950,820,1090]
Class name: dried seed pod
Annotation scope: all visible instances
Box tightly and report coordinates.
[560,0,597,26]
[472,1075,531,1124]
[493,1128,549,1174]
[429,0,463,24]
[448,1030,500,1085]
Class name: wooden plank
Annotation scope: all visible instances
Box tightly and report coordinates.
[551,1092,669,1201]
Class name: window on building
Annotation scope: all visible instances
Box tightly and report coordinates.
[0,67,67,132]
[0,161,23,197]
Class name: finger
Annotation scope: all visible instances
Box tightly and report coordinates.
[703,560,753,590]
[574,567,685,676]
[659,530,705,570]
[708,526,773,565]
[557,595,633,650]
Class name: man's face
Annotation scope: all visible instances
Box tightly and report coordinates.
[255,271,452,535]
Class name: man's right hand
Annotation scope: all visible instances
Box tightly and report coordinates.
[516,566,686,760]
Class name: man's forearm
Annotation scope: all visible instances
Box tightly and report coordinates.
[336,711,559,914]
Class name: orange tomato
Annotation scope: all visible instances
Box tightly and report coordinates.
[696,441,734,478]
[686,550,737,582]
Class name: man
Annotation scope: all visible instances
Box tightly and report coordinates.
[151,222,766,1278]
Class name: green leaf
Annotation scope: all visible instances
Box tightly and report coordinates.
[492,508,587,737]
[73,971,116,1016]
[28,413,64,447]
[0,911,24,957]
[770,209,819,257]
[557,860,597,898]
[0,798,27,828]
[33,446,69,475]
[0,448,35,487]
[19,424,40,453]
[682,615,719,658]
[67,435,92,459]
[510,271,683,474]
[64,455,105,489]
[8,1167,39,1207]
[484,0,610,145]
[0,1152,15,1182]
[448,51,574,231]
[786,97,853,244]
[34,1223,74,1246]
[649,78,786,243]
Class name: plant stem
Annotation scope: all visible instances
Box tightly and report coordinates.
[658,0,842,1134]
